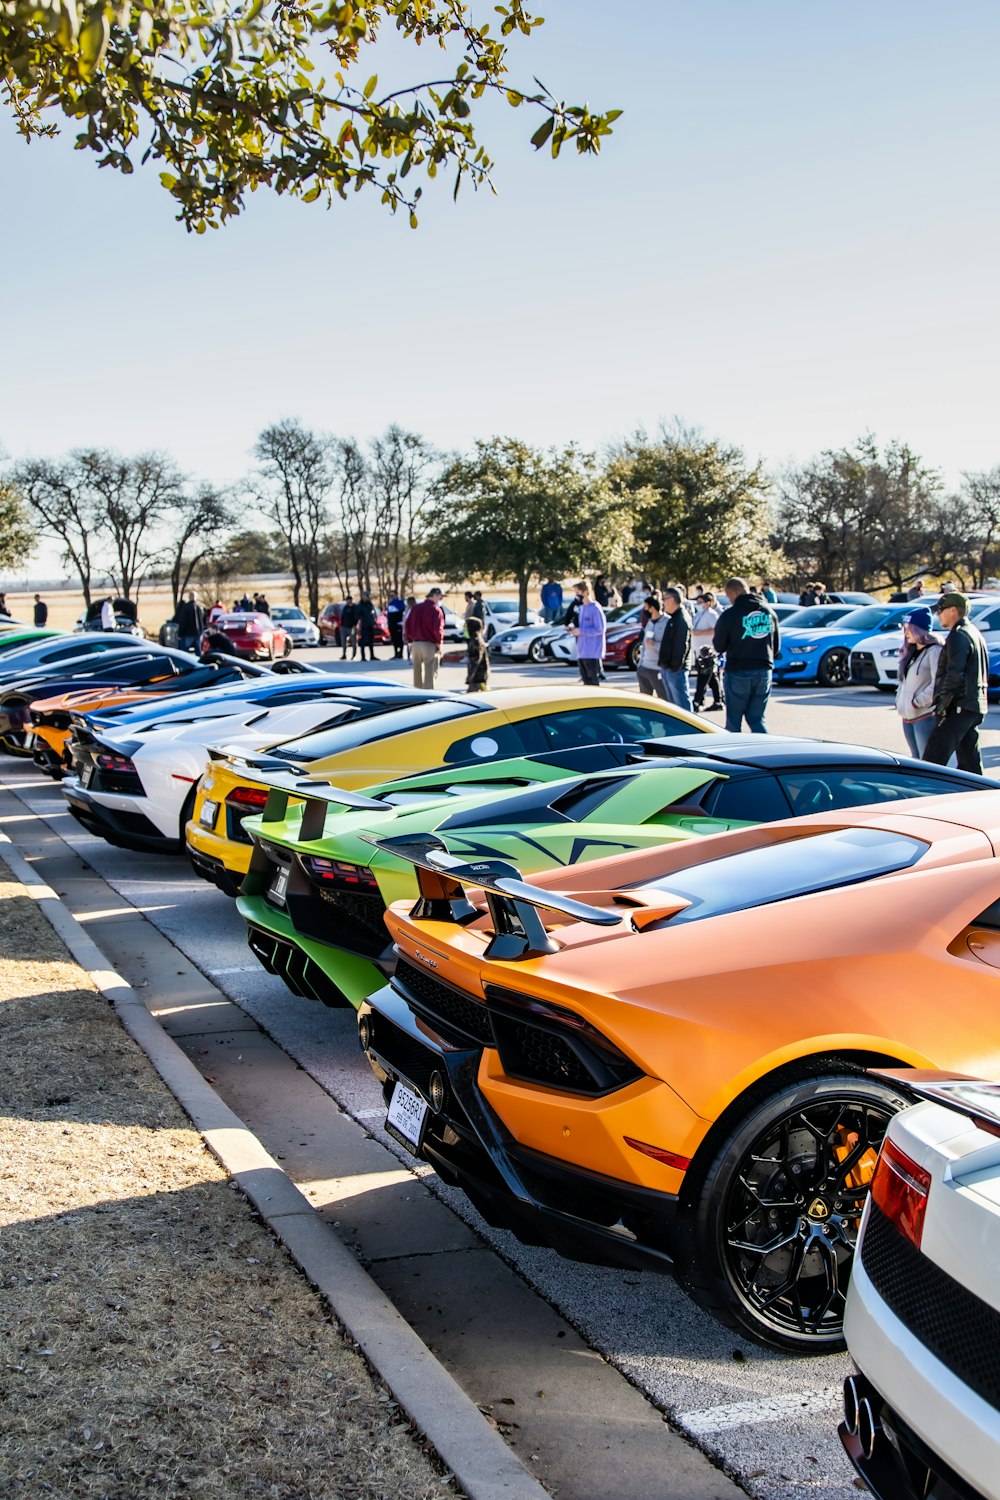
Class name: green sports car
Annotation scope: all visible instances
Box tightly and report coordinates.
[233,732,989,1010]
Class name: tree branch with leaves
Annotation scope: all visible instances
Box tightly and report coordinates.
[1,0,619,231]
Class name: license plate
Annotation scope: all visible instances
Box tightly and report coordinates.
[198,798,218,830]
[81,763,94,789]
[385,1079,428,1153]
[500,643,516,653]
[268,864,289,906]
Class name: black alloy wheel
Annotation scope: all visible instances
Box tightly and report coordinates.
[0,696,32,756]
[817,647,851,687]
[680,1069,904,1351]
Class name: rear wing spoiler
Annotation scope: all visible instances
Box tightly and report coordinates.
[363,832,621,961]
[871,1069,1000,1140]
[243,773,385,838]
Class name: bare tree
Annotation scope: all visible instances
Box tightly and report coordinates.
[368,426,438,600]
[76,450,185,598]
[166,484,234,609]
[11,456,101,604]
[251,421,335,619]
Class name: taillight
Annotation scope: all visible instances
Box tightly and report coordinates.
[226,785,268,809]
[870,1134,931,1248]
[96,750,137,774]
[303,856,379,892]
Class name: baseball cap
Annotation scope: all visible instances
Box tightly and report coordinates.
[904,606,932,631]
[428,587,443,598]
[934,591,968,613]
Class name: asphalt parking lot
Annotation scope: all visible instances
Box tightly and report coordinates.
[5,649,999,1500]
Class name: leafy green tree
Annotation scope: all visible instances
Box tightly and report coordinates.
[778,435,940,592]
[1,0,619,231]
[213,528,291,576]
[609,425,783,588]
[0,479,35,571]
[424,437,635,623]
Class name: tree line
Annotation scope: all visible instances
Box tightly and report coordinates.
[2,426,998,614]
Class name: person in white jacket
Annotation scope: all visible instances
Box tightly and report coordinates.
[896,607,943,757]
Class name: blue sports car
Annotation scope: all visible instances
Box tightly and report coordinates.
[772,600,940,687]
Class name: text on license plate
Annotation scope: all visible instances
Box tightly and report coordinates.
[385,1080,428,1152]
[268,864,290,905]
[199,798,219,830]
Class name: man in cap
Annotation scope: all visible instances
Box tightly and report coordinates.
[404,586,445,688]
[923,591,989,773]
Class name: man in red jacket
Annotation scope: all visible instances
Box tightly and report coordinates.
[404,587,445,688]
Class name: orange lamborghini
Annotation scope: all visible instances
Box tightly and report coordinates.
[359,788,1000,1351]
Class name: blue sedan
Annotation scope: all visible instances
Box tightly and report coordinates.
[772,600,939,687]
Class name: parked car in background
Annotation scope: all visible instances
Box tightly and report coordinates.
[774,600,942,687]
[74,598,145,638]
[478,599,541,641]
[270,605,321,648]
[841,1075,1000,1500]
[318,601,391,648]
[849,597,1000,691]
[200,612,292,661]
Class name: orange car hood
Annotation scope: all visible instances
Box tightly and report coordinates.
[31,685,171,714]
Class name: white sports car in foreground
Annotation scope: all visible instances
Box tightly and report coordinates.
[61,685,430,854]
[841,1074,1000,1500]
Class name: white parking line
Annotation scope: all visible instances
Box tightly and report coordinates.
[676,1387,840,1436]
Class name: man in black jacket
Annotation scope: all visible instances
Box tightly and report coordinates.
[657,588,693,709]
[175,592,205,653]
[713,578,780,733]
[923,592,989,773]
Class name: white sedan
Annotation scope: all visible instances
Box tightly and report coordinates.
[60,691,414,854]
[841,1075,1000,1500]
[270,605,321,648]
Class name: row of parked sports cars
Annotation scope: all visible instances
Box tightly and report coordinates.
[1,611,998,1499]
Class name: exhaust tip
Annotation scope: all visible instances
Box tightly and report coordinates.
[843,1375,860,1435]
[857,1397,879,1461]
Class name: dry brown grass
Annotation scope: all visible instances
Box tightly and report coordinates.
[0,865,457,1499]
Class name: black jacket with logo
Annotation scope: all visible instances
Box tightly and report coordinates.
[934,617,989,716]
[712,593,780,671]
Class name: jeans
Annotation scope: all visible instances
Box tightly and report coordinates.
[410,639,440,689]
[578,657,602,686]
[922,708,984,774]
[724,669,771,733]
[661,666,693,712]
[358,626,377,661]
[178,634,199,654]
[636,665,667,700]
[901,714,934,758]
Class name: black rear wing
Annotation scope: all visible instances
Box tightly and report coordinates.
[364,832,621,961]
[246,773,385,839]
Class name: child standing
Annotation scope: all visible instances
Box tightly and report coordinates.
[465,616,490,692]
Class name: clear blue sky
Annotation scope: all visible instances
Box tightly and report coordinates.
[2,0,998,495]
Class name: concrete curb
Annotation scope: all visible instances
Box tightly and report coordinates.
[0,826,549,1500]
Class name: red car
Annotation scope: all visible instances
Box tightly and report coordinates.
[199,612,292,661]
[318,602,390,647]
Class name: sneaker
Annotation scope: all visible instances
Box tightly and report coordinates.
[706,702,724,711]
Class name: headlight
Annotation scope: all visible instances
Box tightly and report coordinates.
[494,632,515,645]
[879,648,898,659]
[790,644,819,654]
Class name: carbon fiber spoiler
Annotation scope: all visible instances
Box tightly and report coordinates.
[364,832,622,961]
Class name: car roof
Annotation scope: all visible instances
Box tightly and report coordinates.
[635,732,903,768]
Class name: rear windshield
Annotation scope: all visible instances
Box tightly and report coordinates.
[630,827,927,926]
[269,699,480,763]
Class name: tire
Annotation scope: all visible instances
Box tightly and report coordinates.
[626,639,641,671]
[817,648,850,688]
[0,697,32,756]
[283,638,293,657]
[528,638,547,664]
[876,683,896,695]
[677,1066,906,1351]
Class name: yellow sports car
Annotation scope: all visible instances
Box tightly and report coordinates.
[186,686,712,893]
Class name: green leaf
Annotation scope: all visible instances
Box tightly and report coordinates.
[363,72,378,98]
[529,115,553,149]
